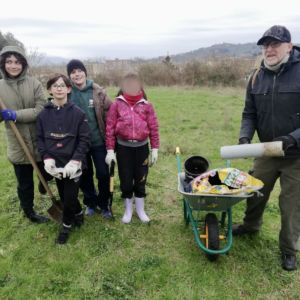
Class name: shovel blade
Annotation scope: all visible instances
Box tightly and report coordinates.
[47,203,63,223]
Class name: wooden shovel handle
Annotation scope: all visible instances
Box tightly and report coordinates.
[0,97,56,203]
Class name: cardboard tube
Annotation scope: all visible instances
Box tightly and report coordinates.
[220,142,284,159]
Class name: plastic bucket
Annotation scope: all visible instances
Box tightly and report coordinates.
[184,156,209,182]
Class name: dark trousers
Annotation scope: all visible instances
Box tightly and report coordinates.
[80,145,110,210]
[56,177,82,226]
[13,162,52,214]
[244,157,300,255]
[116,143,149,199]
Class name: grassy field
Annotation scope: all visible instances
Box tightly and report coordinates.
[0,86,299,299]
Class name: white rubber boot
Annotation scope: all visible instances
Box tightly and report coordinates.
[122,198,133,224]
[135,197,150,222]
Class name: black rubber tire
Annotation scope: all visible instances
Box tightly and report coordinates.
[205,213,219,261]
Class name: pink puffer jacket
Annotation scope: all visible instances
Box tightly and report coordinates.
[106,95,159,150]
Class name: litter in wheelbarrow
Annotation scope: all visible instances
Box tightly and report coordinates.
[184,168,264,196]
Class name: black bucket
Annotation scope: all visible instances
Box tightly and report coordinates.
[184,156,210,182]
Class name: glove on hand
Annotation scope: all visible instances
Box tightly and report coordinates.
[1,109,17,121]
[150,149,158,167]
[44,158,62,179]
[273,135,296,151]
[63,160,81,178]
[105,150,116,167]
[238,137,251,145]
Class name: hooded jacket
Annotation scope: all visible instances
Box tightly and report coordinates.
[240,46,300,156]
[36,100,91,168]
[105,95,159,150]
[0,46,46,164]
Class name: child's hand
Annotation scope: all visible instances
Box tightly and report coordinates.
[44,158,62,179]
[105,150,116,167]
[63,160,81,178]
[150,149,158,167]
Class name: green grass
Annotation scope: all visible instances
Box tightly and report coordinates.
[0,86,299,299]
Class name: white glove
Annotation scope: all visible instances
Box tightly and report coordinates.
[105,150,116,167]
[150,149,158,167]
[63,160,81,178]
[44,158,62,179]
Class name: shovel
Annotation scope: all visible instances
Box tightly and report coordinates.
[108,160,115,218]
[0,97,63,223]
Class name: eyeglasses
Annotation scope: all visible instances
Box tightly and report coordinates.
[261,41,282,50]
[52,84,67,89]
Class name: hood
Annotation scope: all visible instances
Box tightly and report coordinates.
[0,46,28,81]
[289,46,300,64]
[44,99,75,110]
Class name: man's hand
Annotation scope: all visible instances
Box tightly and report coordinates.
[1,109,17,121]
[239,137,251,145]
[273,135,296,151]
[105,150,116,167]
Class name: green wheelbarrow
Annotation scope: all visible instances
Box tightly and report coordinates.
[176,147,254,261]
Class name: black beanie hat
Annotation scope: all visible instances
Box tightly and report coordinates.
[67,59,87,77]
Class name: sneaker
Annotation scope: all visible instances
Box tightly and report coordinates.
[85,207,95,216]
[25,211,50,224]
[55,225,71,244]
[38,181,47,195]
[101,209,113,219]
[281,253,297,271]
[232,224,259,236]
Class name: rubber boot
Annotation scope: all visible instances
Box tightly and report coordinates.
[135,197,150,223]
[122,198,133,224]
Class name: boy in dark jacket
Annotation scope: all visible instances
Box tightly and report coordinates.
[36,74,90,244]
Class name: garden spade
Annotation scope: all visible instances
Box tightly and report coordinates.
[0,97,63,223]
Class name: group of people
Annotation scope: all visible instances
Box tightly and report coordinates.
[0,46,159,244]
[0,24,300,271]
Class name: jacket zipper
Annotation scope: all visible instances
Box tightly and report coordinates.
[271,74,277,139]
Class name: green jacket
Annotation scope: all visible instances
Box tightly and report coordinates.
[0,46,46,164]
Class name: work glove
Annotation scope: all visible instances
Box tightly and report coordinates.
[105,150,116,167]
[1,109,17,121]
[273,135,296,151]
[150,149,158,167]
[44,158,62,179]
[238,137,251,145]
[63,160,82,178]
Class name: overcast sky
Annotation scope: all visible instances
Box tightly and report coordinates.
[1,0,300,59]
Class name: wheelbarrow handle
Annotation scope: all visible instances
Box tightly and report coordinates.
[0,97,56,204]
[175,147,181,173]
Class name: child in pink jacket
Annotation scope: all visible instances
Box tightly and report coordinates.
[105,73,159,223]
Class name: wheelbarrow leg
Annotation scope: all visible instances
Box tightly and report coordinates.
[183,198,189,225]
[221,211,226,228]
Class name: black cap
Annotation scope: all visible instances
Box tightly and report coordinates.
[257,25,291,45]
[67,59,87,77]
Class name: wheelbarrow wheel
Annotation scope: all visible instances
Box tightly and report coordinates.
[205,213,219,261]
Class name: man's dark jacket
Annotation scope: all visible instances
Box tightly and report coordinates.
[36,100,91,167]
[240,46,300,156]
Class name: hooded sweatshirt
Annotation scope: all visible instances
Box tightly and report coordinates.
[0,46,46,164]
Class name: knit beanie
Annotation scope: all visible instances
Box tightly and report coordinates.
[67,59,87,77]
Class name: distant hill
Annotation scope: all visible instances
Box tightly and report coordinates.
[40,56,69,65]
[156,42,262,62]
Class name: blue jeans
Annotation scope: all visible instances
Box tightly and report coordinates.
[80,145,110,210]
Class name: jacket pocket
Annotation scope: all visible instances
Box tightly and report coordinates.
[44,132,76,157]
